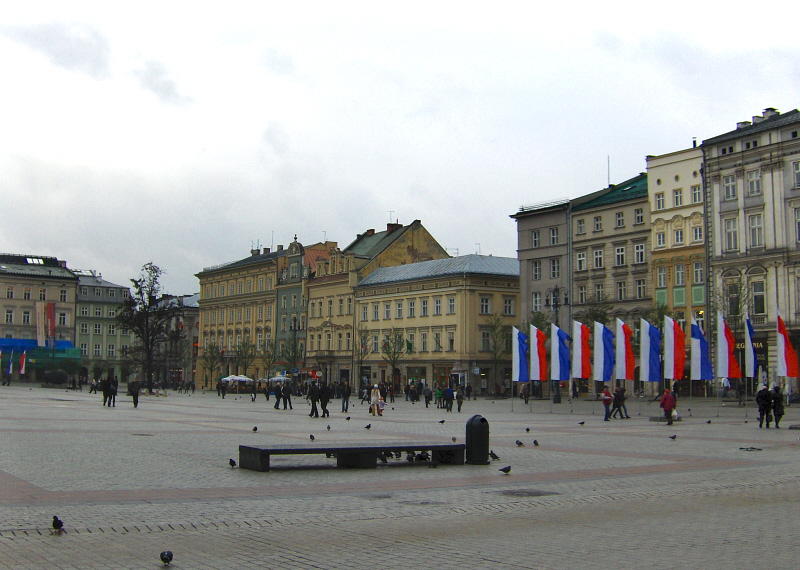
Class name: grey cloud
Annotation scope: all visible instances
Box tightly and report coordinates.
[135,60,191,105]
[2,22,110,78]
[264,48,294,75]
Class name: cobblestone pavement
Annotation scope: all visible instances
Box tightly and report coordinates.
[1,386,798,568]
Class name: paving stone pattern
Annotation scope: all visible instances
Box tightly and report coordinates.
[1,386,798,568]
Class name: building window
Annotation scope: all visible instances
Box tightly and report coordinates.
[550,227,559,245]
[673,189,683,207]
[338,298,344,315]
[576,251,586,271]
[421,299,429,316]
[80,343,87,356]
[616,281,627,301]
[655,193,665,210]
[79,306,88,317]
[748,213,764,247]
[108,324,116,335]
[94,307,102,317]
[433,298,441,316]
[4,287,13,299]
[503,298,514,316]
[636,279,646,299]
[615,212,624,228]
[22,310,31,324]
[372,335,379,353]
[421,332,428,352]
[693,262,704,284]
[479,296,491,315]
[347,297,352,314]
[481,330,491,352]
[576,219,585,234]
[60,289,67,302]
[408,300,416,318]
[94,323,102,335]
[550,258,560,279]
[578,286,587,304]
[531,260,541,281]
[656,232,665,247]
[593,216,602,231]
[724,218,738,251]
[94,288,101,296]
[796,208,800,242]
[674,264,685,286]
[532,292,542,312]
[23,288,31,300]
[396,301,403,319]
[80,323,88,334]
[794,161,800,187]
[39,288,46,301]
[531,230,540,248]
[372,303,379,321]
[634,243,645,264]
[447,331,455,351]
[614,246,625,266]
[4,309,12,324]
[447,297,455,314]
[107,345,115,357]
[94,344,101,357]
[752,281,766,314]
[746,170,761,196]
[594,283,604,300]
[593,248,604,269]
[346,332,351,350]
[723,175,737,200]
[657,266,667,288]
[693,226,703,241]
[674,229,684,244]
[634,208,644,225]
[691,185,702,203]
[384,303,391,320]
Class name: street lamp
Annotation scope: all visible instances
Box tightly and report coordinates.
[544,286,569,403]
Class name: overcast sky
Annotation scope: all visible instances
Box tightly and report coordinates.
[2,1,799,294]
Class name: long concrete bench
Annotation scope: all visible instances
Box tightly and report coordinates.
[239,442,465,471]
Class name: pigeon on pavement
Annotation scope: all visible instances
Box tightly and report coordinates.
[346,416,351,421]
[309,434,315,441]
[52,516,65,534]
[533,440,539,447]
[438,420,446,424]
[525,427,531,432]
[364,424,372,430]
[578,421,585,425]
[452,437,457,443]
[229,458,237,468]
[489,450,500,460]
[706,420,712,424]
[160,550,173,566]
[327,425,331,431]
[499,466,511,474]
[669,435,677,440]
[515,440,525,447]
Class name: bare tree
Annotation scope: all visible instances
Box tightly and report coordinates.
[380,327,406,388]
[353,324,371,389]
[199,343,224,388]
[117,263,182,393]
[235,338,257,377]
[257,339,280,380]
[485,314,511,395]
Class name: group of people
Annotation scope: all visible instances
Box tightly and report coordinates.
[756,384,786,428]
[600,386,632,421]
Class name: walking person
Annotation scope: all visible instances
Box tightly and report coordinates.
[423,386,432,408]
[444,385,454,412]
[319,383,331,418]
[130,380,140,408]
[600,386,613,421]
[307,382,320,418]
[456,386,465,412]
[660,388,676,426]
[756,384,772,429]
[273,383,283,410]
[340,382,351,413]
[282,382,293,410]
[369,384,381,416]
[771,384,785,429]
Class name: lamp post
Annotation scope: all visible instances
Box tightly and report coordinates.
[544,286,569,403]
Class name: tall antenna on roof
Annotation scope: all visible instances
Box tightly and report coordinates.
[607,155,611,186]
[387,210,395,222]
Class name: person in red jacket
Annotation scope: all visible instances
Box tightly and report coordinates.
[660,388,676,426]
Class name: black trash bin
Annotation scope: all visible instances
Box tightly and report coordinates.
[465,414,489,465]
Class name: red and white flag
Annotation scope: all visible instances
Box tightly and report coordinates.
[19,351,27,375]
[776,311,799,378]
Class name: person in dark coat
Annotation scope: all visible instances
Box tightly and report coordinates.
[130,380,140,408]
[341,382,351,412]
[456,387,465,412]
[771,385,785,429]
[756,384,773,428]
[282,382,293,410]
[108,378,118,407]
[307,382,320,417]
[319,383,331,418]
[101,378,110,406]
[273,383,283,409]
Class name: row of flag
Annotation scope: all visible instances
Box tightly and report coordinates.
[512,313,800,382]
[0,350,27,375]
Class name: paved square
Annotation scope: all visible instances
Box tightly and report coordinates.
[1,386,798,569]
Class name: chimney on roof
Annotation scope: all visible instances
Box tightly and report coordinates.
[692,137,697,148]
[263,247,270,254]
[752,114,764,124]
[386,222,402,232]
[277,244,284,251]
[763,107,779,119]
[251,248,260,256]
[737,121,751,129]
[364,229,375,237]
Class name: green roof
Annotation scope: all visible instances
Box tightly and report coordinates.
[572,173,647,211]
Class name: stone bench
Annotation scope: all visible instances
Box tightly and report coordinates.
[239,442,465,472]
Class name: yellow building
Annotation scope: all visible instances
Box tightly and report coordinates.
[306,220,449,386]
[195,246,285,383]
[646,147,706,333]
[354,254,520,396]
